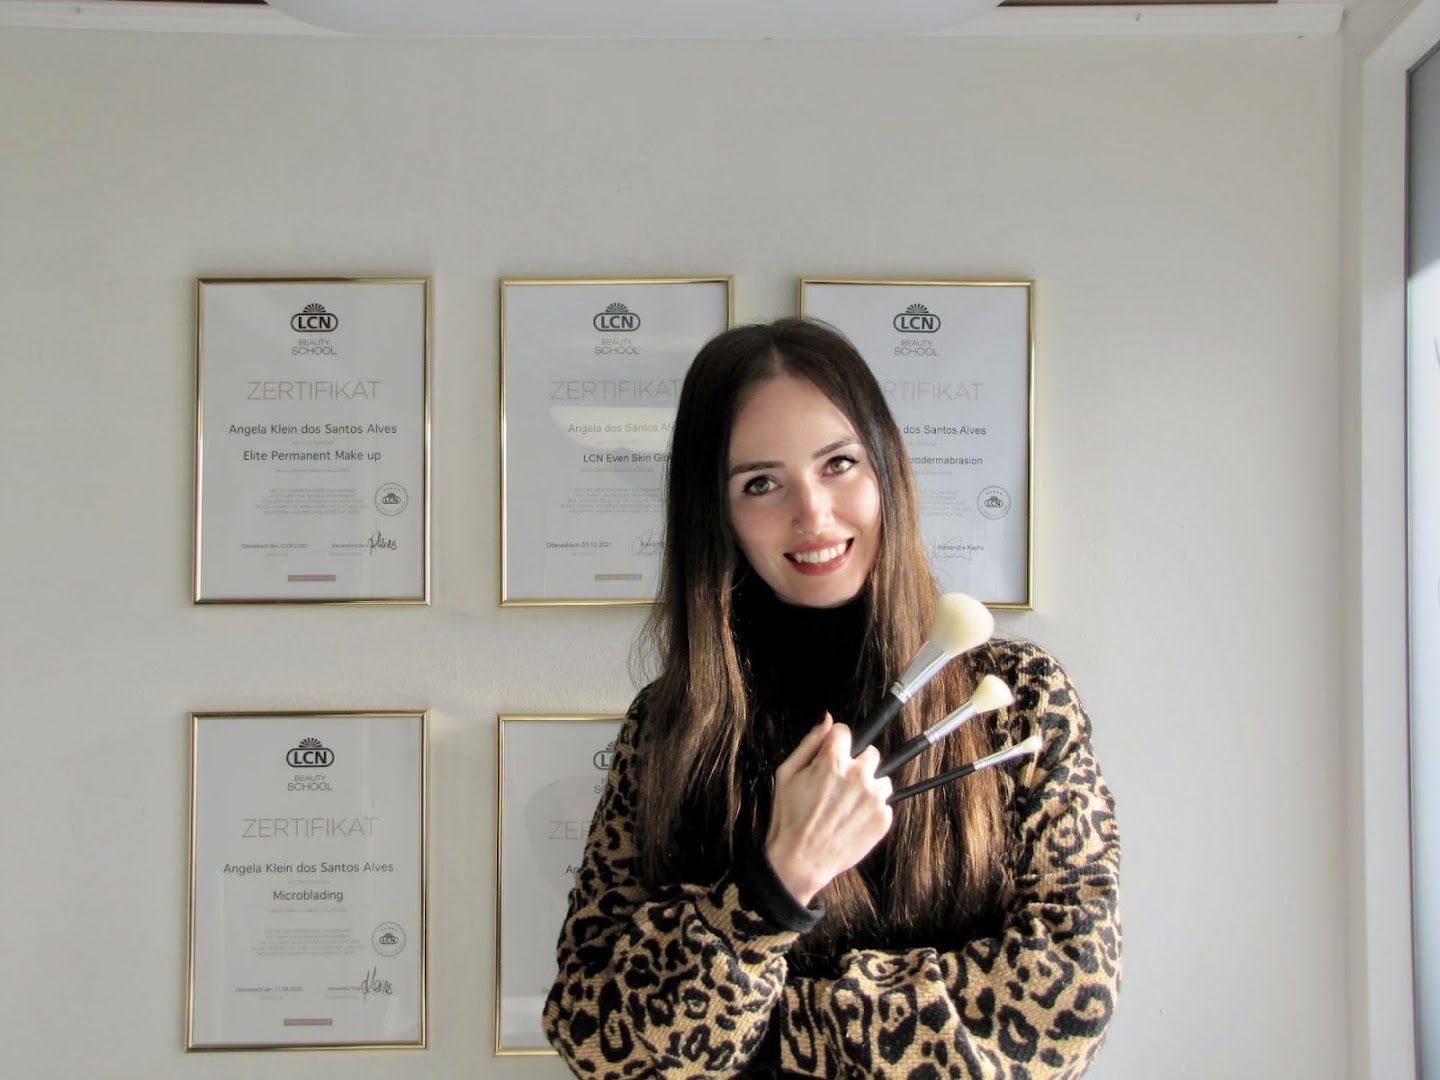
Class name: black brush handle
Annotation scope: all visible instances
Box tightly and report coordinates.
[887,761,977,804]
[875,733,929,779]
[851,693,902,755]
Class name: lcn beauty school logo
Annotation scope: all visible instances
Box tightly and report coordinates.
[893,303,941,334]
[291,303,339,334]
[593,302,641,333]
[291,302,340,356]
[286,737,335,768]
[592,739,617,771]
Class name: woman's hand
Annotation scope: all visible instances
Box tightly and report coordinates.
[764,714,894,907]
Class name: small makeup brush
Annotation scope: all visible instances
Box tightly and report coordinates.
[887,733,1043,805]
[874,675,1013,779]
[851,592,995,754]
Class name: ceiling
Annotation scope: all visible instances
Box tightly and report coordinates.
[0,0,1358,37]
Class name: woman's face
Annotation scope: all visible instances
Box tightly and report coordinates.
[726,373,882,608]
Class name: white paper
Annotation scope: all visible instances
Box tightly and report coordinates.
[197,281,427,601]
[803,282,1031,605]
[502,281,729,602]
[189,714,425,1047]
[497,717,622,1052]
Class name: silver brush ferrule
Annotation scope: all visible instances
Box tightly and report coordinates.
[888,641,950,704]
[974,741,1031,772]
[925,700,979,746]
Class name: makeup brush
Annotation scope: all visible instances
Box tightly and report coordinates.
[851,592,994,754]
[887,733,1043,805]
[874,674,1013,779]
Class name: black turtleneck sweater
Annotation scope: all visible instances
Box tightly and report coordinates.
[727,575,873,938]
[726,577,877,1077]
[732,571,870,734]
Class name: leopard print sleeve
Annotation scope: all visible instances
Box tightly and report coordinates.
[543,692,801,1078]
[776,641,1123,1079]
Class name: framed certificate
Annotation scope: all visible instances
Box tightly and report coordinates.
[187,711,427,1050]
[499,277,732,605]
[800,279,1034,608]
[195,278,431,603]
[495,714,624,1054]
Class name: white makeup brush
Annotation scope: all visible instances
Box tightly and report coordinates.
[887,733,1043,805]
[851,592,995,754]
[874,675,1013,779]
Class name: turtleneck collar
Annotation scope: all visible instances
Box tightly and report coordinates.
[732,570,870,731]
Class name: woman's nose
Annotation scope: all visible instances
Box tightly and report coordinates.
[792,478,834,534]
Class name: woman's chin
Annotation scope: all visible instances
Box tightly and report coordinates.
[776,575,866,609]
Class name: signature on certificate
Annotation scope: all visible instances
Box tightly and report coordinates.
[631,530,663,557]
[359,966,394,1000]
[929,537,980,562]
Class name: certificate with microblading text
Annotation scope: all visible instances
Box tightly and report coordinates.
[195,278,430,603]
[801,279,1034,609]
[500,278,732,605]
[495,715,623,1054]
[187,712,427,1050]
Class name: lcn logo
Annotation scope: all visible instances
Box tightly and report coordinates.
[893,304,941,334]
[286,737,334,768]
[291,303,339,333]
[593,741,616,771]
[593,303,641,332]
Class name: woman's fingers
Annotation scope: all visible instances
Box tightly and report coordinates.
[866,775,894,831]
[766,715,899,906]
[818,721,853,766]
[872,772,893,803]
[854,743,882,777]
[775,713,834,781]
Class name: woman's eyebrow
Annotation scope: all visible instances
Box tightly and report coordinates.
[727,438,858,478]
[811,437,858,459]
[727,457,781,478]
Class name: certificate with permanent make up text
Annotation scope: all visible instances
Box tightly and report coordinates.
[500,278,731,605]
[196,279,430,603]
[801,279,1033,608]
[187,712,426,1049]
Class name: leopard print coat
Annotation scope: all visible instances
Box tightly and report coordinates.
[543,639,1122,1077]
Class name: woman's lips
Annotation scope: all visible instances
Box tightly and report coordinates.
[784,538,854,576]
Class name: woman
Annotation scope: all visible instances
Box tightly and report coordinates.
[543,318,1121,1078]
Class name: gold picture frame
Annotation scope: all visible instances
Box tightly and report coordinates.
[194,277,432,604]
[799,277,1036,610]
[494,713,625,1055]
[186,710,429,1050]
[498,276,733,606]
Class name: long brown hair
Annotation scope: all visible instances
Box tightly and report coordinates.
[636,317,1007,955]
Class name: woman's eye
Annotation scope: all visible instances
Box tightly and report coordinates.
[741,475,777,496]
[824,454,858,475]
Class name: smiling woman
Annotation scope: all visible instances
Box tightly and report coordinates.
[726,373,882,609]
[543,318,1122,1078]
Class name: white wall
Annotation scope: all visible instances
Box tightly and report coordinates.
[0,27,1343,1079]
